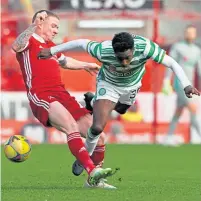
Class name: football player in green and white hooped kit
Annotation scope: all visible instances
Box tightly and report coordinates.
[38,31,200,173]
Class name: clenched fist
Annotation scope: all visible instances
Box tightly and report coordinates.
[33,11,48,27]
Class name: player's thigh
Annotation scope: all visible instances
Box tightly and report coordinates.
[60,91,90,121]
[48,101,79,134]
[77,114,106,145]
[94,80,119,126]
[93,99,116,129]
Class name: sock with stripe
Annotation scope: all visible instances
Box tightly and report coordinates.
[67,132,95,174]
[90,145,105,167]
[85,128,100,156]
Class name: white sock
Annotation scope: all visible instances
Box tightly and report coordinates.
[85,128,100,156]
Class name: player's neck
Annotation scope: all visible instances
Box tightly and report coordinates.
[34,31,47,43]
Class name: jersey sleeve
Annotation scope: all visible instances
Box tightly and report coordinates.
[143,38,166,64]
[86,41,102,61]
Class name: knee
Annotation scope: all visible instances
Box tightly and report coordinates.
[91,124,104,136]
[62,122,79,135]
[97,132,106,146]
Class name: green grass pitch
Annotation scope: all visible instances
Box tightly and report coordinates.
[1,144,201,201]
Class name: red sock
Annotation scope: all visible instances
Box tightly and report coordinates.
[91,145,105,167]
[67,132,95,174]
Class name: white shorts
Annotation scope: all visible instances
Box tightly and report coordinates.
[94,80,141,105]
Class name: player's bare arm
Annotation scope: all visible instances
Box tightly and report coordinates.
[12,24,37,52]
[38,39,90,59]
[58,56,100,75]
[161,54,200,98]
[12,11,47,52]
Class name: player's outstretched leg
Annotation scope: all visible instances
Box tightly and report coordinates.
[48,102,114,185]
[72,137,105,176]
[72,144,105,176]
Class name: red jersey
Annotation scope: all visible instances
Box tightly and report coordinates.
[16,33,64,93]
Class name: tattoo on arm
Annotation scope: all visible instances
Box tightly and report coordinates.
[12,24,37,52]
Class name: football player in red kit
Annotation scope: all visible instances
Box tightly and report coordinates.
[12,10,116,189]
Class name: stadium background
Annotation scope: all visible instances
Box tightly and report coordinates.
[1,1,201,201]
[1,0,201,145]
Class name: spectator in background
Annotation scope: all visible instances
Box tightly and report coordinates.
[162,25,201,146]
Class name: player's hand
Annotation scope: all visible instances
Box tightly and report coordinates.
[184,85,200,98]
[162,79,173,95]
[37,48,52,59]
[84,63,100,76]
[33,11,48,27]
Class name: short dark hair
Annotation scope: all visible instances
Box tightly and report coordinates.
[112,32,134,53]
[32,10,59,23]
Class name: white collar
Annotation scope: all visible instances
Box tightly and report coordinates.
[32,33,45,43]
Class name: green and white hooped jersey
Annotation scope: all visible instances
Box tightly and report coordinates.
[87,35,166,87]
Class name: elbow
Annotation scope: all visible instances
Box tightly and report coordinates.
[11,43,23,53]
[164,55,177,70]
[11,44,18,52]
